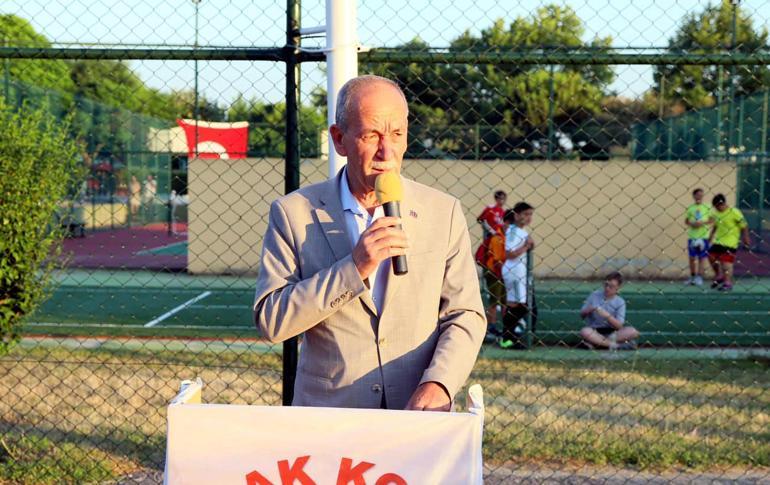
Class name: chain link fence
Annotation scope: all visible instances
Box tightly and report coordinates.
[1,0,769,483]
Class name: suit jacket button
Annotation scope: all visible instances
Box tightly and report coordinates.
[331,299,338,308]
[371,384,382,393]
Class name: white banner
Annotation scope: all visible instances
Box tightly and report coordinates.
[164,382,484,485]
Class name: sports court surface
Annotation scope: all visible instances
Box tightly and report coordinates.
[26,269,770,347]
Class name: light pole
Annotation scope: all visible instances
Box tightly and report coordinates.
[193,0,201,157]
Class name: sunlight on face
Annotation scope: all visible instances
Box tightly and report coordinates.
[335,82,408,197]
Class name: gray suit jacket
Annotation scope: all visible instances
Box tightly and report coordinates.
[253,171,485,409]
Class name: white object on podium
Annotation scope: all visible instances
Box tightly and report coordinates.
[164,381,484,485]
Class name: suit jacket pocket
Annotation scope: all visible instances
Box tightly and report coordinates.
[297,367,334,384]
[296,368,334,399]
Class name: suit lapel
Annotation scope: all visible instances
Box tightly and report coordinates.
[315,171,378,316]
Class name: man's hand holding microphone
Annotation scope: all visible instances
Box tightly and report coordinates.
[352,216,408,280]
[352,171,410,280]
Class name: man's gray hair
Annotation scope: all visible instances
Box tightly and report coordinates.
[335,75,408,130]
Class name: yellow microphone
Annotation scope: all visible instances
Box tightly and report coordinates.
[375,172,408,275]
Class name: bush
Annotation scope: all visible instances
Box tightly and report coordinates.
[0,101,82,353]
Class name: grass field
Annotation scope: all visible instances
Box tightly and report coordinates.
[1,341,768,483]
[24,269,770,346]
[8,269,767,481]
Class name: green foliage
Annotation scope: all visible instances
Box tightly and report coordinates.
[69,60,181,121]
[0,15,74,95]
[0,102,83,353]
[656,0,770,111]
[228,95,326,157]
[1,14,227,127]
[169,88,226,122]
[364,5,614,158]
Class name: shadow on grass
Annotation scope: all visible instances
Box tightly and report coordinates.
[0,420,164,484]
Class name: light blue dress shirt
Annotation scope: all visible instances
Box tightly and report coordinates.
[340,168,390,314]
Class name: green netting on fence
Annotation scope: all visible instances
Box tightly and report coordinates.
[1,75,177,228]
[633,89,770,162]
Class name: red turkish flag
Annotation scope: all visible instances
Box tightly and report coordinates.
[177,119,248,159]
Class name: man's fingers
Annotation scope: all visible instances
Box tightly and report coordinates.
[404,396,420,410]
[365,227,408,245]
[362,231,409,254]
[367,216,402,231]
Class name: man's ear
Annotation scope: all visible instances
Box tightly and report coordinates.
[329,124,347,157]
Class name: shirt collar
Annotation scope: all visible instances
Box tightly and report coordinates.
[339,166,367,217]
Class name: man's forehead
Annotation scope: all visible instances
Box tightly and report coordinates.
[351,83,406,110]
[349,105,408,130]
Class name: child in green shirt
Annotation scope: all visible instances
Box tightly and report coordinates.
[684,188,712,286]
[708,193,751,291]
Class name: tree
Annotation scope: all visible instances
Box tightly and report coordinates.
[168,89,226,122]
[655,0,770,111]
[228,95,326,157]
[0,102,83,353]
[0,15,74,95]
[69,60,180,120]
[364,6,614,158]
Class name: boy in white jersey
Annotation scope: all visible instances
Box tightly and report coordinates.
[499,202,535,349]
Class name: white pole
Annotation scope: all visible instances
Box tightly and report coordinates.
[326,0,358,178]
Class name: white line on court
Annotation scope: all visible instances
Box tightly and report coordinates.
[543,309,769,315]
[135,241,188,256]
[26,322,252,330]
[144,291,212,327]
[190,304,251,310]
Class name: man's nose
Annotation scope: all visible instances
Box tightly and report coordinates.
[377,135,395,159]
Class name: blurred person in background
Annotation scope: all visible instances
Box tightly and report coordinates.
[579,272,639,350]
[683,188,712,286]
[499,202,534,349]
[708,193,751,292]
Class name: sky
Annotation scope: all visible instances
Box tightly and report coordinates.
[2,0,769,108]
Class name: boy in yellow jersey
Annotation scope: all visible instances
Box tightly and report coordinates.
[684,188,712,286]
[708,193,751,291]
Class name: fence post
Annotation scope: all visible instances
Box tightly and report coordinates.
[728,1,737,155]
[547,64,555,161]
[282,0,301,407]
[717,65,724,156]
[126,157,132,228]
[738,96,744,151]
[682,114,688,160]
[525,247,534,349]
[761,91,768,243]
[760,159,767,246]
[762,89,769,155]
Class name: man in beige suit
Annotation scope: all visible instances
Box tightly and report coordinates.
[254,75,485,411]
